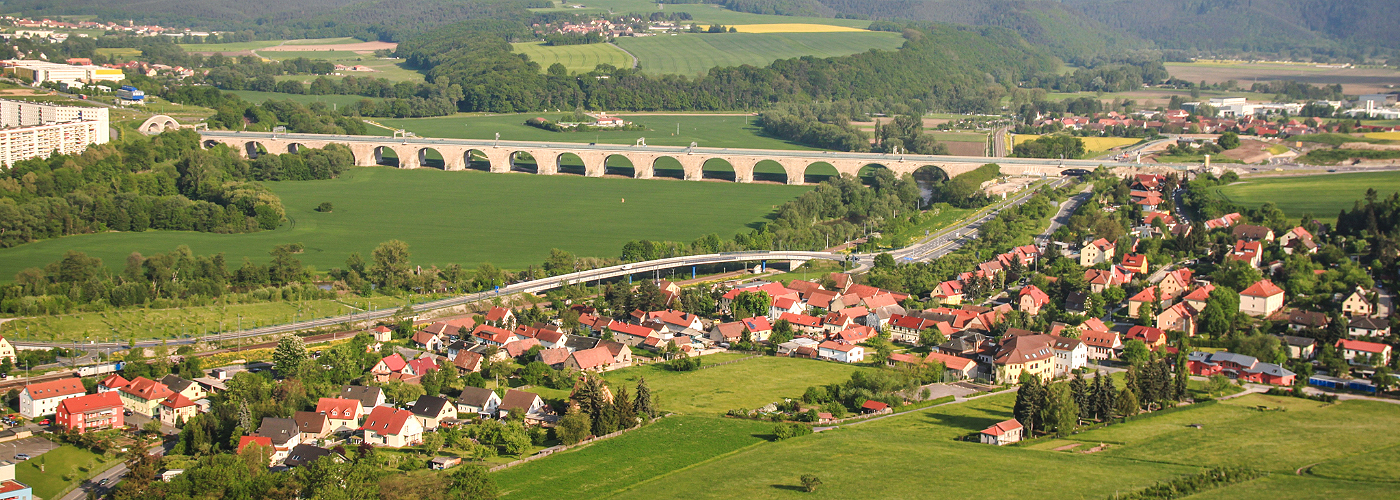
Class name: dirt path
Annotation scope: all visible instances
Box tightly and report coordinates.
[608,42,638,69]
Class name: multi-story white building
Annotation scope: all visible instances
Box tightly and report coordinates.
[0,99,109,167]
[19,377,86,418]
[1,59,123,84]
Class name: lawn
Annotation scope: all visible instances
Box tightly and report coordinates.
[512,41,634,73]
[1207,171,1400,223]
[378,113,814,151]
[16,444,115,500]
[605,392,1196,500]
[1308,443,1400,483]
[1186,475,1397,500]
[0,167,809,281]
[0,294,409,343]
[615,32,904,76]
[492,415,773,500]
[602,355,872,415]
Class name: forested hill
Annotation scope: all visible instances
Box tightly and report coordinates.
[398,21,1058,113]
[1062,0,1400,56]
[816,0,1147,63]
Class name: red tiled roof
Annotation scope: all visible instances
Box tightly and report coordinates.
[99,374,129,389]
[780,312,822,328]
[982,419,1023,435]
[378,353,408,372]
[238,436,273,452]
[406,356,439,375]
[120,377,173,401]
[315,398,360,419]
[453,351,483,372]
[1018,285,1049,306]
[504,338,541,357]
[57,391,122,414]
[539,348,570,366]
[1240,279,1284,297]
[1337,339,1389,353]
[24,377,85,400]
[570,346,615,370]
[610,322,655,338]
[861,400,889,411]
[159,393,197,409]
[472,325,515,344]
[361,406,416,436]
[818,341,857,352]
[484,306,512,322]
[1130,286,1157,302]
[924,351,975,371]
[741,316,772,332]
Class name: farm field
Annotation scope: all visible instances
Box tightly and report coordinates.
[493,416,772,500]
[512,41,634,73]
[377,113,814,151]
[0,167,809,281]
[615,32,903,76]
[730,23,867,33]
[226,90,385,108]
[1012,134,1141,151]
[602,356,874,415]
[1366,131,1400,141]
[1207,171,1400,222]
[539,0,872,27]
[1164,61,1400,95]
[0,294,410,343]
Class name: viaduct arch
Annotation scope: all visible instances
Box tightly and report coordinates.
[199,131,1136,185]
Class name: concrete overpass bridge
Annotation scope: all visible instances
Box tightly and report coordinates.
[200,130,1153,185]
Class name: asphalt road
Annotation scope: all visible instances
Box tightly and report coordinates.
[890,177,1072,262]
[60,441,172,500]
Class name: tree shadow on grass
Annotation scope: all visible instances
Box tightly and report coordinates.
[770,484,807,492]
[924,412,1008,434]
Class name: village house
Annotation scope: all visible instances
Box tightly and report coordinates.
[1287,309,1330,332]
[97,374,129,393]
[284,444,344,469]
[411,330,445,352]
[1050,336,1087,377]
[293,411,332,441]
[158,394,199,427]
[1156,301,1201,336]
[1276,335,1317,359]
[1231,224,1275,242]
[455,386,502,417]
[159,374,207,402]
[0,336,15,366]
[498,389,546,419]
[370,353,438,383]
[408,395,456,431]
[817,341,865,363]
[1080,329,1122,360]
[990,335,1055,384]
[1084,267,1130,293]
[339,386,386,415]
[923,351,978,380]
[1239,279,1285,317]
[256,417,301,461]
[119,377,173,417]
[1158,268,1194,301]
[1348,316,1390,338]
[1187,351,1295,385]
[538,348,571,368]
[1228,240,1263,268]
[609,322,657,347]
[54,391,123,433]
[1120,254,1148,275]
[1340,288,1373,317]
[777,338,820,356]
[361,406,423,448]
[1336,339,1391,366]
[1127,286,1161,319]
[980,419,1024,446]
[483,306,516,329]
[933,280,965,305]
[471,325,522,347]
[370,326,393,342]
[1278,227,1317,254]
[1079,238,1116,266]
[1125,325,1168,349]
[315,398,363,433]
[1018,285,1050,316]
[19,377,85,418]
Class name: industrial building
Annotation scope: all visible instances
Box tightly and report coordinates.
[0,59,124,84]
[0,99,109,167]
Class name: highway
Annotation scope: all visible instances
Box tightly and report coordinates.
[890,176,1072,262]
[202,130,1183,170]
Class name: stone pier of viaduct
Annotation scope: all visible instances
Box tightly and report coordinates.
[200,131,1156,185]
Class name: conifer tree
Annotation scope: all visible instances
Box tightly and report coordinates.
[634,377,656,419]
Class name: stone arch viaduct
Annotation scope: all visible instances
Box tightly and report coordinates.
[201,131,1146,185]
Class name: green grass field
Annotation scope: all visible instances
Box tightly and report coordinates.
[534,0,873,27]
[0,294,409,342]
[261,50,369,61]
[493,416,773,500]
[378,113,812,151]
[615,32,904,76]
[16,445,116,499]
[226,90,384,108]
[512,41,634,73]
[603,356,873,415]
[0,167,809,281]
[1208,171,1400,223]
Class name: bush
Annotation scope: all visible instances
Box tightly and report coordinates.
[773,422,812,440]
[316,202,333,212]
[800,474,822,493]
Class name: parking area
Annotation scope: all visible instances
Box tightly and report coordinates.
[0,436,58,462]
[920,383,983,401]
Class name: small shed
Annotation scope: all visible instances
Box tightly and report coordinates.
[429,456,462,470]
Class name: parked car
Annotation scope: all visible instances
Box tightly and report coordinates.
[14,454,28,461]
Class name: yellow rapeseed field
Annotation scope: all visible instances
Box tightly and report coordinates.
[730,24,867,33]
[1365,132,1400,141]
[1012,134,1140,150]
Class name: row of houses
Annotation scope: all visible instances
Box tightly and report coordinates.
[23,372,211,432]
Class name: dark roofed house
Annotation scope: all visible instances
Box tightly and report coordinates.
[1231,224,1275,242]
[339,386,385,414]
[497,389,545,419]
[283,443,343,468]
[293,411,332,440]
[408,395,456,431]
[1275,335,1317,359]
[1064,292,1089,314]
[1287,309,1330,331]
[256,417,301,453]
[563,335,600,352]
[1349,316,1390,338]
[455,386,502,416]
